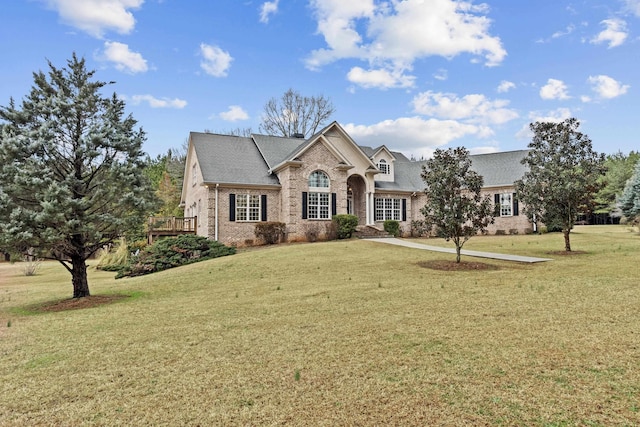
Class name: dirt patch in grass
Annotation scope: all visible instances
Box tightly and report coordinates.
[547,250,588,256]
[417,260,499,271]
[33,294,129,313]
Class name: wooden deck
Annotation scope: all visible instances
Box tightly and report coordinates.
[148,216,197,244]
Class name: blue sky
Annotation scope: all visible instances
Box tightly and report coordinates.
[1,0,638,159]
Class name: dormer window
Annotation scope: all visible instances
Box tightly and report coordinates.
[378,159,389,174]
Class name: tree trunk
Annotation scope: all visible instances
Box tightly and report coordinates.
[71,255,90,298]
[563,229,572,252]
[456,245,462,263]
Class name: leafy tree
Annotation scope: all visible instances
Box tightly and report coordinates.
[0,54,157,298]
[260,88,335,137]
[618,160,640,224]
[420,147,494,263]
[515,118,606,252]
[145,146,186,217]
[594,151,640,215]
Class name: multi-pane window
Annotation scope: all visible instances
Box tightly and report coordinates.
[500,193,512,216]
[236,194,261,221]
[308,170,331,220]
[308,192,330,219]
[375,198,401,221]
[309,170,330,188]
[378,159,389,174]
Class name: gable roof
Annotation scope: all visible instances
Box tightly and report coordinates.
[251,134,307,170]
[190,132,279,186]
[468,149,529,187]
[187,129,529,191]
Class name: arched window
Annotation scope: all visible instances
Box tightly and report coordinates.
[377,159,389,174]
[306,170,331,219]
[309,170,330,188]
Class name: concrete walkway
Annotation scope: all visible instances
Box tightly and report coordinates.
[366,238,553,263]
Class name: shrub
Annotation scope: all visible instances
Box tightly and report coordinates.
[509,228,519,235]
[96,238,131,271]
[117,235,235,278]
[495,229,506,235]
[325,221,338,241]
[410,220,429,237]
[383,220,400,237]
[304,223,320,242]
[332,214,359,239]
[255,222,286,245]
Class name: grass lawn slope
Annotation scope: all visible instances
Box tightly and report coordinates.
[0,225,638,425]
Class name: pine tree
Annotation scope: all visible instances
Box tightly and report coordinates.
[0,54,158,298]
[618,160,640,224]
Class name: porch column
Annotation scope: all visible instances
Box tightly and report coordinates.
[365,192,371,225]
[366,192,375,225]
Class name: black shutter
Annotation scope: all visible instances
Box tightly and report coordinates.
[513,193,519,216]
[261,195,268,221]
[229,193,236,221]
[302,192,308,219]
[331,193,337,217]
[494,194,500,216]
[402,199,407,221]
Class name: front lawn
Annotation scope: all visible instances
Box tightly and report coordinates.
[0,226,638,425]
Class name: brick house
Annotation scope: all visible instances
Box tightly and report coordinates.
[180,122,533,246]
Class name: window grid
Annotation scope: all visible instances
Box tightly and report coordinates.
[375,198,401,221]
[236,194,261,221]
[308,192,330,219]
[309,171,330,188]
[500,193,512,216]
[378,159,389,174]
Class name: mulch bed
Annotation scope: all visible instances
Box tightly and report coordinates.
[547,250,588,256]
[417,260,499,271]
[34,295,129,313]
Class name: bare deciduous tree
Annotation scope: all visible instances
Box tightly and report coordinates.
[259,88,335,138]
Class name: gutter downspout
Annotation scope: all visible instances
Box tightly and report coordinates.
[215,184,219,241]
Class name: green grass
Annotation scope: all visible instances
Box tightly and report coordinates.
[0,225,639,425]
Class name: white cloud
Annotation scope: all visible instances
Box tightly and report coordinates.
[497,80,515,93]
[540,78,570,100]
[219,105,249,121]
[306,0,506,88]
[552,24,576,39]
[588,75,630,99]
[131,95,187,109]
[623,0,640,16]
[259,0,279,23]
[433,69,448,81]
[591,19,628,48]
[516,108,573,139]
[412,91,518,125]
[102,41,148,73]
[43,0,143,38]
[347,66,415,89]
[200,43,233,77]
[343,116,491,159]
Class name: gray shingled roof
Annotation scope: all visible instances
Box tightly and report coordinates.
[191,131,528,190]
[251,134,307,170]
[468,150,529,187]
[190,132,279,186]
[382,149,530,192]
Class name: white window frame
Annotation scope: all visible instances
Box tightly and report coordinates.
[500,193,513,217]
[236,194,261,222]
[308,171,330,220]
[378,159,389,174]
[375,198,401,221]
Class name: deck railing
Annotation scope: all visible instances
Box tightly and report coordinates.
[148,216,197,243]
